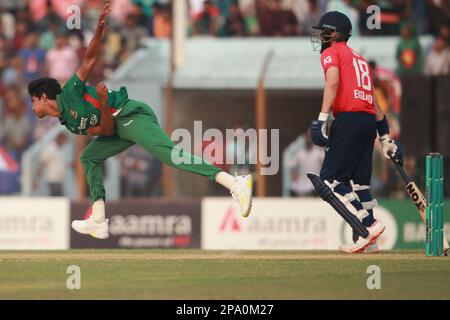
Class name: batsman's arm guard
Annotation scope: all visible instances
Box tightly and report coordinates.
[307,173,369,238]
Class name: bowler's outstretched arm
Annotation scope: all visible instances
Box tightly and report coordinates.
[76,3,111,82]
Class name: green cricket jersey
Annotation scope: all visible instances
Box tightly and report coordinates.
[56,74,129,135]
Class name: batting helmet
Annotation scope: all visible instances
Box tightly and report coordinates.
[311,11,352,53]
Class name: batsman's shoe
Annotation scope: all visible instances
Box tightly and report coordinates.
[71,217,109,239]
[231,174,253,218]
[339,237,371,253]
[340,221,385,253]
[366,220,385,244]
[339,241,380,254]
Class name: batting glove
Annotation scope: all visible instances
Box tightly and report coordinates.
[380,134,404,166]
[310,113,329,147]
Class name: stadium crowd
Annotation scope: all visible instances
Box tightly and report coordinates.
[0,0,449,196]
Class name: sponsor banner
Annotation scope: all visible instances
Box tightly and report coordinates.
[70,199,201,248]
[203,198,346,250]
[0,197,70,249]
[201,198,413,250]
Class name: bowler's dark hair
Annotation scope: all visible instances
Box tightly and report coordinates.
[28,77,62,100]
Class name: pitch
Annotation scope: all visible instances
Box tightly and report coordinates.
[0,250,449,300]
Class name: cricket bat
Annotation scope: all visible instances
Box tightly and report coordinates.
[389,154,449,255]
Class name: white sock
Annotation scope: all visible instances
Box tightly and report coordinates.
[92,200,105,223]
[215,171,236,191]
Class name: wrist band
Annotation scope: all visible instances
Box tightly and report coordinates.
[376,116,389,137]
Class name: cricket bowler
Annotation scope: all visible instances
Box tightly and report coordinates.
[307,11,404,253]
[28,3,253,239]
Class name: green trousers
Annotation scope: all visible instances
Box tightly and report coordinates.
[80,99,222,201]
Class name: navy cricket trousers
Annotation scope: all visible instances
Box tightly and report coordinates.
[320,112,377,186]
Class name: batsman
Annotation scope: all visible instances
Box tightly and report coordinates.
[307,11,403,253]
[28,3,253,239]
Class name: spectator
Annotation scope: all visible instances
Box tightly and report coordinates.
[302,0,323,35]
[132,0,159,35]
[120,10,148,53]
[0,5,16,40]
[34,132,69,196]
[152,3,172,38]
[0,87,3,141]
[39,19,59,51]
[0,117,3,143]
[0,81,5,113]
[103,27,122,70]
[45,32,79,84]
[111,0,136,25]
[396,21,423,75]
[427,0,450,35]
[255,0,276,36]
[193,0,220,36]
[37,0,64,32]
[20,32,46,82]
[1,0,27,11]
[373,71,390,114]
[0,34,10,58]
[370,61,401,140]
[286,0,309,29]
[189,0,206,19]
[2,56,23,88]
[83,0,109,32]
[288,132,324,197]
[0,145,21,194]
[2,87,31,159]
[16,6,34,26]
[256,0,299,36]
[217,0,235,18]
[67,30,87,63]
[424,35,450,76]
[0,37,10,75]
[13,20,30,52]
[32,115,60,142]
[30,0,85,24]
[369,60,402,115]
[122,145,162,197]
[239,0,260,36]
[224,2,246,36]
[438,24,450,43]
[282,6,301,36]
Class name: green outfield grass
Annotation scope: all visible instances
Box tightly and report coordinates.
[0,250,449,300]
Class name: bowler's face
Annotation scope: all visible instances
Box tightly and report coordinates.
[31,96,46,118]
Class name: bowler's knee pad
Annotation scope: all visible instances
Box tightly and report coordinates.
[307,173,369,238]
